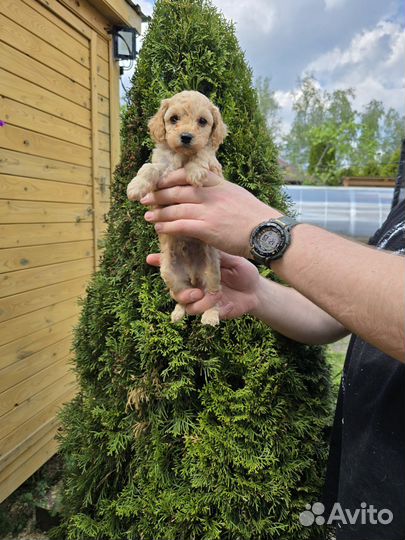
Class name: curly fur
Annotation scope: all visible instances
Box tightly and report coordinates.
[127,91,228,326]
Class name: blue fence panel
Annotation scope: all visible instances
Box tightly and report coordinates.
[282,186,394,238]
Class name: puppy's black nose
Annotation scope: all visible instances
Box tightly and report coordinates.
[180,133,193,145]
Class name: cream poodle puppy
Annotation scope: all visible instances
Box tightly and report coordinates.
[127,90,228,326]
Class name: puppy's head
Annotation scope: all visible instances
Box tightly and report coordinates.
[148,91,227,154]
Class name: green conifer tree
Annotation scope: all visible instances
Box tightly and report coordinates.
[55,1,332,538]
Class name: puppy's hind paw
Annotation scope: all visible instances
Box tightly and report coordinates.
[171,304,187,323]
[201,308,220,326]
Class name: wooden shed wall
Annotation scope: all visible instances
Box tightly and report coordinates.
[0,0,127,501]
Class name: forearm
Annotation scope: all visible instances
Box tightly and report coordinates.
[250,276,349,345]
[270,224,405,362]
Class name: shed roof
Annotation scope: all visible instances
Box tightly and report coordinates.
[87,0,148,31]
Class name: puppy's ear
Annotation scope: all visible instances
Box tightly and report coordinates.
[210,104,227,151]
[148,98,170,144]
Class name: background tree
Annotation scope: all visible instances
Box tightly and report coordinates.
[284,76,357,184]
[255,76,282,144]
[55,1,332,539]
[378,108,404,177]
[354,99,385,175]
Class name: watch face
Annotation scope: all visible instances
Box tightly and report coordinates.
[255,227,283,255]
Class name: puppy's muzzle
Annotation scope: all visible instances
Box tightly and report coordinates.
[180,133,194,145]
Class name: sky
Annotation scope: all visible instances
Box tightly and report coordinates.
[128,0,404,134]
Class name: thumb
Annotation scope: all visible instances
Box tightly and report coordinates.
[146,253,161,267]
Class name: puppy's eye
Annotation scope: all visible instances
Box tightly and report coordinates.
[198,117,208,127]
[170,115,179,124]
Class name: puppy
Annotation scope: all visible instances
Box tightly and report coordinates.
[127,90,227,326]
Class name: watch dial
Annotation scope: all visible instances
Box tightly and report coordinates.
[257,229,281,253]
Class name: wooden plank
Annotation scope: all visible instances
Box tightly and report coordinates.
[96,178,111,203]
[0,149,91,186]
[59,0,112,36]
[2,0,90,69]
[342,177,395,187]
[0,416,59,477]
[97,33,109,60]
[98,149,111,169]
[99,131,111,153]
[0,420,61,502]
[0,369,75,442]
[98,166,112,185]
[0,297,83,345]
[109,44,121,173]
[0,258,93,298]
[0,335,73,394]
[0,125,92,168]
[0,199,93,224]
[0,368,75,443]
[0,398,68,472]
[0,222,93,249]
[96,57,109,81]
[0,355,73,417]
[1,97,91,149]
[0,240,93,273]
[95,213,109,241]
[0,68,90,129]
[91,31,101,271]
[98,73,109,99]
[0,314,79,370]
[98,94,110,116]
[98,113,110,135]
[23,0,90,44]
[0,13,90,88]
[79,0,143,32]
[33,0,92,40]
[0,42,90,110]
[0,175,92,204]
[0,275,89,323]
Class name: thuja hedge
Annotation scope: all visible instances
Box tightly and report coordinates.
[54,1,332,538]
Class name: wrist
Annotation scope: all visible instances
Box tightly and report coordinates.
[247,275,268,318]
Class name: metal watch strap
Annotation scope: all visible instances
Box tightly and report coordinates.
[273,215,298,229]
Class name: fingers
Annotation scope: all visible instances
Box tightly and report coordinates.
[144,203,202,223]
[171,288,205,304]
[156,169,189,189]
[146,253,161,266]
[183,292,221,315]
[218,251,245,268]
[154,219,205,238]
[140,185,202,206]
[156,168,222,189]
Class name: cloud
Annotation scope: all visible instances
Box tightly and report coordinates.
[124,0,404,134]
[305,20,405,113]
[210,0,276,34]
[324,0,347,10]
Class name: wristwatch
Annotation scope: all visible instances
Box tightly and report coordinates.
[249,216,299,266]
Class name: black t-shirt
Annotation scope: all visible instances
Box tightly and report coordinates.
[323,198,405,539]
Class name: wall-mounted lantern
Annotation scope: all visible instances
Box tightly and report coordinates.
[112,26,137,61]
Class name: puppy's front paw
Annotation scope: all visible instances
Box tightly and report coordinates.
[127,177,151,201]
[201,307,220,326]
[171,303,187,323]
[185,165,207,187]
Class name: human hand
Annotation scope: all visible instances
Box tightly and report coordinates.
[140,169,282,259]
[146,250,262,320]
